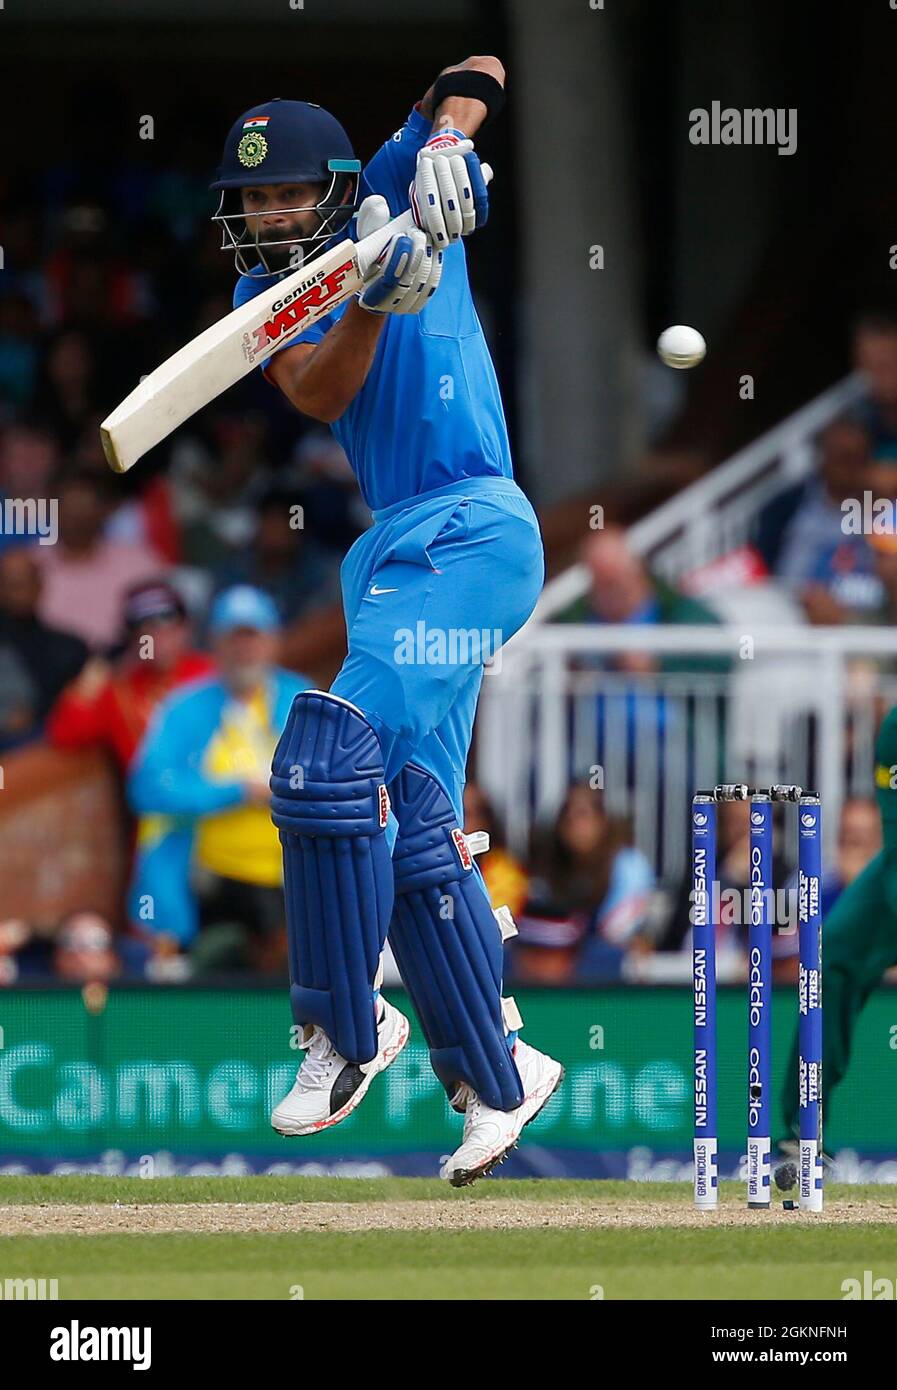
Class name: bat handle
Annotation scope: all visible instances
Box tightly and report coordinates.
[356,164,494,278]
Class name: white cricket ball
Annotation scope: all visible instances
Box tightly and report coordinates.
[657,324,706,369]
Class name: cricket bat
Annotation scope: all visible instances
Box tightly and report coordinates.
[101,166,492,475]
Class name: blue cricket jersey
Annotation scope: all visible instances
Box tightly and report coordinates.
[232,106,514,511]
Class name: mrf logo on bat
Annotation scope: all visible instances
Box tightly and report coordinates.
[242,256,357,363]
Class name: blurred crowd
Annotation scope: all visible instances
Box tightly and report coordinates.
[556,315,897,649]
[753,314,897,627]
[0,174,366,752]
[0,162,371,983]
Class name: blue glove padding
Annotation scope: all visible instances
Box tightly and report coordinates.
[465,151,489,229]
[358,228,443,316]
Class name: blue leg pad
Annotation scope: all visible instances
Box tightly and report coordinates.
[270,691,393,1063]
[388,764,523,1111]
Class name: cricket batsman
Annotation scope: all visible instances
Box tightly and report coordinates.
[210,57,563,1184]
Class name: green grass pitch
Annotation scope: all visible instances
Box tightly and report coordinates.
[2,1178,895,1300]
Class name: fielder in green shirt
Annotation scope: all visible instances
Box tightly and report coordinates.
[780,701,897,1142]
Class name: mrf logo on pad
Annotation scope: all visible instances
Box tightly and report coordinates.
[377,785,390,829]
[451,828,473,871]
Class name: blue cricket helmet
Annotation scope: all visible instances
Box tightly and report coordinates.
[211,98,361,278]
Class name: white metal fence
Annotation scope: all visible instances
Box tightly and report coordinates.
[476,624,897,885]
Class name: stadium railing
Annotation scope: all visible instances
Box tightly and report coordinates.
[533,371,865,619]
[476,623,897,883]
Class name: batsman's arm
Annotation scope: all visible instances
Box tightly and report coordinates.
[266,189,448,420]
[419,55,506,137]
[265,300,384,423]
[267,61,507,424]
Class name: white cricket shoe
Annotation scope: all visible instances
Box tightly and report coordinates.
[271,997,410,1137]
[440,1039,564,1187]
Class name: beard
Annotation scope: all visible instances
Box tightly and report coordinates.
[258,237,302,271]
[256,213,320,272]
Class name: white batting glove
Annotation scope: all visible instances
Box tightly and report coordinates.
[355,195,444,315]
[410,129,490,245]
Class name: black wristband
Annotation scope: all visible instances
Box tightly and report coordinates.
[431,69,506,128]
